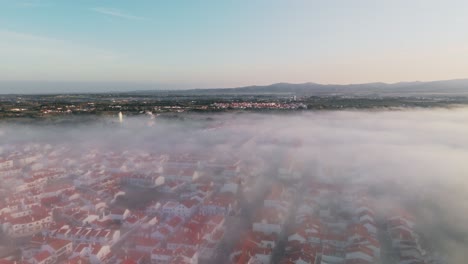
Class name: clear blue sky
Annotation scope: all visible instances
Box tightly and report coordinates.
[1,0,468,92]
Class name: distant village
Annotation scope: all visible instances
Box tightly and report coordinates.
[0,133,446,264]
[0,93,308,120]
[1,92,463,121]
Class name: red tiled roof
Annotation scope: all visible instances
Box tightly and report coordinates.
[47,238,71,251]
[120,260,137,264]
[180,199,198,209]
[166,216,183,228]
[133,236,160,247]
[346,244,374,256]
[33,250,52,262]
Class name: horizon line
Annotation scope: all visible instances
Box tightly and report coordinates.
[1,77,468,95]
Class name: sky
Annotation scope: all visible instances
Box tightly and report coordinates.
[1,0,468,92]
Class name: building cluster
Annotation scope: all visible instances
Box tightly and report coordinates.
[230,183,292,263]
[0,139,446,264]
[0,142,246,264]
[281,181,382,264]
[225,152,445,264]
[386,210,443,264]
[212,102,307,110]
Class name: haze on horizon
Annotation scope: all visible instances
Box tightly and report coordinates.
[1,0,468,93]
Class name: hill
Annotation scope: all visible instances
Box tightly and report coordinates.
[130,79,468,97]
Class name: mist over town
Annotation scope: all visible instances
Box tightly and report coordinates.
[0,108,467,264]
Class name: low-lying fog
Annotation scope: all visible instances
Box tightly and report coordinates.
[1,107,467,263]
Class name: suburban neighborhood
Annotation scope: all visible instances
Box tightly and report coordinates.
[0,136,447,264]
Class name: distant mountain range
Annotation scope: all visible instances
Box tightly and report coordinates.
[2,79,468,96]
[130,79,468,97]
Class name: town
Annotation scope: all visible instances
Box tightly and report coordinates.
[1,92,465,121]
[0,123,445,264]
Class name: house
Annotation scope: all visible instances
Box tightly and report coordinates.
[151,248,173,263]
[195,184,215,198]
[243,248,272,264]
[73,171,111,187]
[166,155,202,169]
[42,238,73,260]
[2,207,53,237]
[151,226,172,240]
[123,212,147,229]
[161,201,178,216]
[145,201,162,216]
[280,251,317,264]
[220,180,239,194]
[398,256,426,264]
[389,211,415,229]
[162,167,199,182]
[72,244,111,264]
[41,184,74,199]
[282,242,320,264]
[322,233,348,248]
[245,231,277,249]
[389,227,417,248]
[321,246,345,264]
[264,184,291,212]
[165,216,184,232]
[162,200,199,219]
[166,229,202,250]
[345,245,374,263]
[161,180,187,193]
[231,237,273,264]
[0,158,14,170]
[178,200,200,219]
[360,237,381,258]
[104,208,131,222]
[66,255,91,264]
[288,231,307,244]
[0,166,22,180]
[296,218,321,235]
[399,247,423,260]
[53,227,120,246]
[31,250,56,264]
[200,193,236,216]
[180,168,200,182]
[295,203,316,222]
[113,250,148,264]
[360,220,377,235]
[173,248,198,264]
[253,208,286,235]
[347,224,371,243]
[131,236,160,252]
[119,173,164,188]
